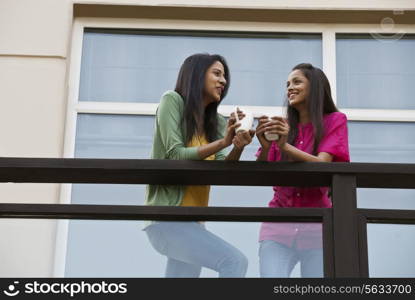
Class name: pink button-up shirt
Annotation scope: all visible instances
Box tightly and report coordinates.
[257,112,350,249]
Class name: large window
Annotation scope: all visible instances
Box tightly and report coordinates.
[337,34,415,110]
[64,27,323,277]
[79,29,322,106]
[60,19,415,278]
[336,34,415,277]
[336,34,415,212]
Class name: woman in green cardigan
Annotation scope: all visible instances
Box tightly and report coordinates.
[144,53,253,277]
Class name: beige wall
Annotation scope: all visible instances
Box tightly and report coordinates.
[0,0,72,276]
[0,0,414,277]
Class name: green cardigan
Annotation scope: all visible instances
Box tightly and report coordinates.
[145,90,228,207]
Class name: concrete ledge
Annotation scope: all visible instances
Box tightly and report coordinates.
[74,3,415,24]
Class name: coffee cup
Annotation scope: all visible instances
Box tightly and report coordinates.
[235,107,253,133]
[264,131,279,141]
[264,115,279,141]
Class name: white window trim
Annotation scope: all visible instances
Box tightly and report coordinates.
[76,102,415,123]
[54,17,415,277]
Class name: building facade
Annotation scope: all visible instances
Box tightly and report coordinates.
[0,0,414,277]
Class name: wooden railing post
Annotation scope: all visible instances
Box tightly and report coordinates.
[332,174,360,277]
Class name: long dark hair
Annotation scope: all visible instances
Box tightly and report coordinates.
[286,63,338,155]
[175,53,230,144]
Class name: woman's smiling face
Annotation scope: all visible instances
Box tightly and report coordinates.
[286,69,310,109]
[203,61,227,107]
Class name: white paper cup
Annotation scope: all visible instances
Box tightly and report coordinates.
[264,114,279,141]
[264,131,279,141]
[235,108,253,133]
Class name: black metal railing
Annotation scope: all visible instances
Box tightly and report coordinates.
[1,157,415,277]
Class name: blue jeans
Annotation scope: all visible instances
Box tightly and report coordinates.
[145,222,248,277]
[259,240,323,278]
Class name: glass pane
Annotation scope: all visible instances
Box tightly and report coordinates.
[68,114,153,275]
[357,188,415,210]
[73,114,154,206]
[75,114,154,159]
[257,222,324,278]
[68,114,324,277]
[336,34,415,109]
[73,114,273,207]
[79,30,322,106]
[211,122,271,207]
[349,121,415,210]
[368,224,415,277]
[65,221,322,277]
[349,121,415,164]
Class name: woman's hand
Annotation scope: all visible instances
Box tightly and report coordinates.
[255,115,272,149]
[223,109,245,147]
[232,129,255,149]
[256,116,289,150]
[267,116,289,150]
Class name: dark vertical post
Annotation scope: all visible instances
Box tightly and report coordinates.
[332,174,360,277]
[323,210,335,278]
[358,214,369,277]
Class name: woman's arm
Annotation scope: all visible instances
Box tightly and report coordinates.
[255,116,272,161]
[279,143,333,162]
[265,116,334,162]
[197,112,242,159]
[225,129,255,161]
[157,92,200,160]
[256,147,270,161]
[225,146,244,161]
[158,92,241,160]
[197,138,230,159]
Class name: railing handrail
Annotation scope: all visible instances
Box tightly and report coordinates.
[1,157,414,188]
[1,157,415,277]
[0,203,330,222]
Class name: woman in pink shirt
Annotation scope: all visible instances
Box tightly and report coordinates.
[256,63,350,277]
